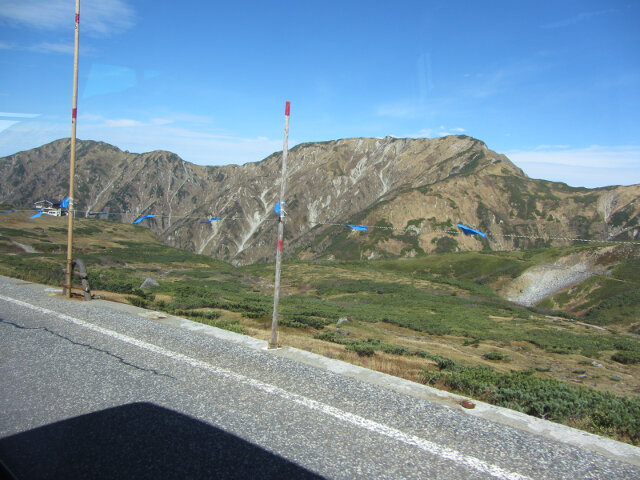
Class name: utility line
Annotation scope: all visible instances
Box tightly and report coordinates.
[3,207,639,246]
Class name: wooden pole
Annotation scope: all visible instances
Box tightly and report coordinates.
[269,101,290,348]
[65,0,80,298]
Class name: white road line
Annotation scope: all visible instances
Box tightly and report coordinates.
[0,294,531,480]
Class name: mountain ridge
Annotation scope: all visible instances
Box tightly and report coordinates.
[1,136,638,264]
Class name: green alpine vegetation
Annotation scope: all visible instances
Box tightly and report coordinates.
[1,214,639,445]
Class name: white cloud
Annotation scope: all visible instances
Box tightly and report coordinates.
[541,9,617,29]
[85,0,135,35]
[80,123,282,165]
[462,60,549,101]
[150,118,173,126]
[104,118,145,127]
[533,144,571,151]
[0,0,135,37]
[507,145,640,187]
[164,113,212,125]
[375,101,419,119]
[0,112,40,118]
[0,1,67,29]
[404,126,467,139]
[0,120,20,133]
[416,129,433,137]
[5,41,95,56]
[0,114,283,166]
[30,42,75,55]
[77,113,104,122]
[0,117,68,155]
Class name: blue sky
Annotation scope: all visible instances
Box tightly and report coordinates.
[1,0,638,187]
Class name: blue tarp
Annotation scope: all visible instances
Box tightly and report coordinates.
[133,214,155,224]
[346,224,368,231]
[457,223,486,238]
[274,200,281,214]
[60,197,70,209]
[200,218,222,223]
[30,210,43,219]
[0,210,17,213]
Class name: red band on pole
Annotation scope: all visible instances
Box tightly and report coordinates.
[72,108,77,119]
[75,13,79,24]
[277,239,283,252]
[285,101,290,116]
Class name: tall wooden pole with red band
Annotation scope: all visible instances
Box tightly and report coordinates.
[269,101,290,348]
[65,0,80,298]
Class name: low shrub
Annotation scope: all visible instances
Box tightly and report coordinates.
[421,363,640,444]
[210,320,246,334]
[281,315,328,329]
[33,243,65,253]
[379,344,411,356]
[611,350,640,365]
[483,352,509,361]
[313,331,349,344]
[345,343,376,357]
[126,296,149,308]
[173,309,221,320]
[89,270,148,297]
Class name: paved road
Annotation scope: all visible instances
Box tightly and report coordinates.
[1,276,639,479]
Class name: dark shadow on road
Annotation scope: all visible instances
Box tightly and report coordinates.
[0,402,325,479]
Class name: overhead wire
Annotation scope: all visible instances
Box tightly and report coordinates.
[307,220,640,246]
[3,204,639,279]
[2,204,640,246]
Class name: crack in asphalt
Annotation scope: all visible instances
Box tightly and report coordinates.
[0,318,175,380]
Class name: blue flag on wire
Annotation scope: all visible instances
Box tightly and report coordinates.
[60,197,70,209]
[274,200,281,214]
[133,214,155,224]
[30,210,43,219]
[346,225,368,231]
[200,218,222,223]
[457,223,486,238]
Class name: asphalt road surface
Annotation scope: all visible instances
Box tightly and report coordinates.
[1,275,639,479]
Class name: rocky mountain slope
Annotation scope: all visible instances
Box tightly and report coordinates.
[1,136,639,264]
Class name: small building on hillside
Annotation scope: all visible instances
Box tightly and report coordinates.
[34,200,67,217]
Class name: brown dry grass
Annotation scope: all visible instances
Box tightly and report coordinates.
[231,315,640,398]
[273,330,435,383]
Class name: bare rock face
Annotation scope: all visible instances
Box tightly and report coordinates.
[499,247,612,306]
[1,136,639,264]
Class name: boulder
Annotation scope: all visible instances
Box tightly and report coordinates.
[140,277,159,289]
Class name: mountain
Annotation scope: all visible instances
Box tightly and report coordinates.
[1,136,639,265]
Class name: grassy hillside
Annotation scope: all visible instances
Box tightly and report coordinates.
[1,211,639,444]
